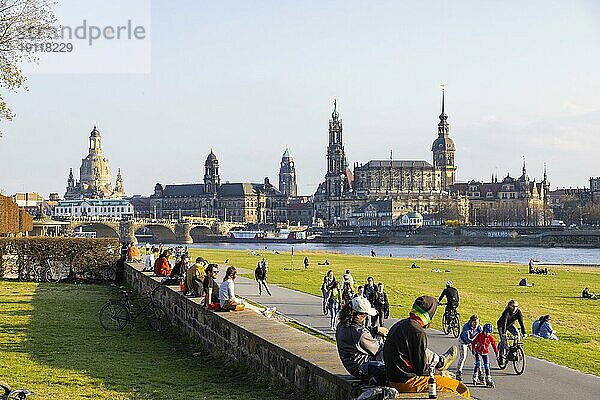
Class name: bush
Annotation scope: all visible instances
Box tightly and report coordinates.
[0,237,120,279]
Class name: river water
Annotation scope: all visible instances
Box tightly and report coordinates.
[175,242,600,266]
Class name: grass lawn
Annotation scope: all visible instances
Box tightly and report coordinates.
[0,281,314,400]
[189,247,600,376]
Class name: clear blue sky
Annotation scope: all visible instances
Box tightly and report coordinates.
[1,0,599,197]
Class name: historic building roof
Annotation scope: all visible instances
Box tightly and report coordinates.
[358,160,434,169]
[159,184,206,197]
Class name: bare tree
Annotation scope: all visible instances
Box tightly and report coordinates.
[0,0,55,136]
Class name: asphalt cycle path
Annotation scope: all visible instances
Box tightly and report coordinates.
[232,272,599,400]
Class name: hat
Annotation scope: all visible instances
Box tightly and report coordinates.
[351,296,378,316]
[410,296,438,326]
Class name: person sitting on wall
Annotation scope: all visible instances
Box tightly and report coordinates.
[143,247,159,272]
[185,257,207,296]
[170,253,190,279]
[383,295,468,398]
[127,242,142,263]
[203,264,221,309]
[153,250,172,277]
[219,266,245,311]
[336,297,387,384]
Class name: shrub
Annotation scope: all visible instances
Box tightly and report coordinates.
[0,237,120,279]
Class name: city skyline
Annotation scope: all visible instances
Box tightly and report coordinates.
[1,0,599,196]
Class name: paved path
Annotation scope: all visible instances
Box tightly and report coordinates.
[230,272,599,400]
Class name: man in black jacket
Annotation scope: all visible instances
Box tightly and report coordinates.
[383,295,470,398]
[255,258,271,296]
[439,280,460,318]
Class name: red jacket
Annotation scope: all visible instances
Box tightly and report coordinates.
[472,332,498,356]
[154,257,171,277]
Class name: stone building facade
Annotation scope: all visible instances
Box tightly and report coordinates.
[449,161,551,226]
[64,126,125,200]
[150,151,287,224]
[314,90,467,227]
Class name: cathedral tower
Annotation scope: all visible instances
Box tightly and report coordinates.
[432,86,456,190]
[279,147,297,197]
[325,99,348,197]
[204,149,221,195]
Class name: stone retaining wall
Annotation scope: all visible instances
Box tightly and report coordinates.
[124,263,353,400]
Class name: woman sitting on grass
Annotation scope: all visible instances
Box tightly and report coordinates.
[532,315,558,340]
[219,266,245,311]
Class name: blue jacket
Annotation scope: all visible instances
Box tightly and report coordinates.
[459,322,481,344]
[532,320,558,340]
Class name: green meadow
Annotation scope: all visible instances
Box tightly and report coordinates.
[0,281,313,400]
[189,247,600,376]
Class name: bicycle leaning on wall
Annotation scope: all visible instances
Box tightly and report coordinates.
[99,286,172,334]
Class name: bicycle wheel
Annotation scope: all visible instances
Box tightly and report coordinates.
[147,304,172,334]
[451,315,460,338]
[442,313,449,334]
[45,261,69,283]
[99,301,130,331]
[512,346,526,375]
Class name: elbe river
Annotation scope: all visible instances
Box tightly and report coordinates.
[171,242,600,266]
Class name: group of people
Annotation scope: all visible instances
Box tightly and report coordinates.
[321,270,390,331]
[336,293,470,397]
[528,260,548,275]
[338,279,564,398]
[139,244,245,312]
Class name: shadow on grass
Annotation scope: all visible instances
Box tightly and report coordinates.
[22,283,313,400]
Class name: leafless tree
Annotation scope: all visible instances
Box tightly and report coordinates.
[0,0,55,136]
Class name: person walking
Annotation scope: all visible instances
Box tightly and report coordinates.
[304,256,309,269]
[255,259,272,296]
[326,281,342,331]
[321,270,336,315]
[371,282,390,328]
[455,314,481,382]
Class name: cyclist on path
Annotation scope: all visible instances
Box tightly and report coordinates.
[496,299,526,364]
[438,280,460,320]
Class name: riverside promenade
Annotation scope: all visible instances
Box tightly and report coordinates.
[232,270,599,400]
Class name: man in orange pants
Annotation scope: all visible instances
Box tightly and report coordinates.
[383,295,470,398]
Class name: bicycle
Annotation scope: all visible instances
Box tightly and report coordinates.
[441,305,460,338]
[17,259,70,283]
[498,332,526,375]
[0,381,34,400]
[99,286,172,334]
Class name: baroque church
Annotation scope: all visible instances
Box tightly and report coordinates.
[64,126,125,200]
[314,90,468,226]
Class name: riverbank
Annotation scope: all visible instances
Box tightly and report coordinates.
[188,247,600,376]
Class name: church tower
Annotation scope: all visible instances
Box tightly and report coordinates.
[114,168,125,198]
[279,147,297,197]
[325,99,348,198]
[432,86,456,190]
[204,149,221,195]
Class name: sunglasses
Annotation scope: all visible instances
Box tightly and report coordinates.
[212,270,219,274]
